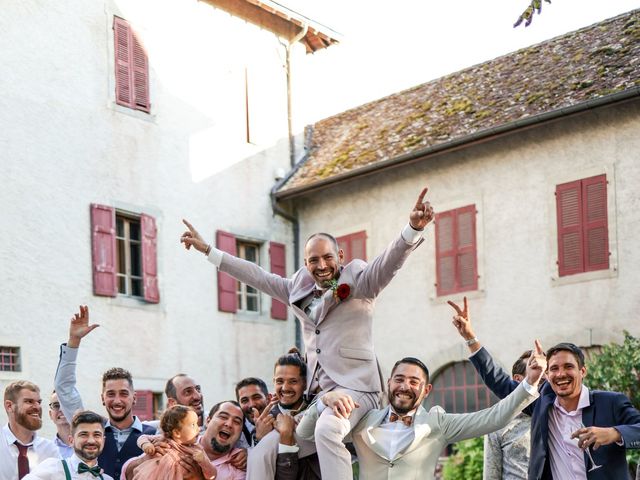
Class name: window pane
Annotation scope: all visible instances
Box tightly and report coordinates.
[118,276,126,294]
[244,245,257,263]
[246,295,258,312]
[130,243,142,276]
[454,363,464,386]
[454,389,465,413]
[247,285,257,294]
[130,221,141,241]
[443,390,454,412]
[117,239,126,275]
[466,387,477,411]
[116,217,124,237]
[131,278,143,297]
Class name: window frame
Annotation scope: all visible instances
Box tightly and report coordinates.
[0,346,21,373]
[113,16,150,113]
[116,212,144,298]
[236,240,262,313]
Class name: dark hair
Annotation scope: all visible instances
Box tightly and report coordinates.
[165,374,188,400]
[235,378,268,400]
[71,411,104,434]
[160,405,193,438]
[102,367,134,390]
[207,400,241,420]
[512,350,532,377]
[305,233,339,253]
[274,348,307,379]
[546,342,585,368]
[390,357,430,383]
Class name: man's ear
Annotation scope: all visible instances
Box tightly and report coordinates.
[167,398,177,408]
[513,374,524,383]
[338,249,345,264]
[423,384,433,398]
[4,400,14,415]
[267,393,273,402]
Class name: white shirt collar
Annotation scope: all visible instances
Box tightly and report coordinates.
[2,423,36,446]
[553,384,590,414]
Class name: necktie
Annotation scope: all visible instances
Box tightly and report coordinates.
[78,462,103,477]
[312,288,325,298]
[14,441,29,479]
[389,412,413,427]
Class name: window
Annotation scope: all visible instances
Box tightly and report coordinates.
[237,241,261,312]
[91,204,159,303]
[424,361,498,413]
[113,16,150,112]
[556,174,609,276]
[116,214,143,297]
[0,346,20,372]
[336,231,367,263]
[216,231,287,319]
[133,390,154,421]
[435,205,478,296]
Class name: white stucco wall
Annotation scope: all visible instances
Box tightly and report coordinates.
[292,99,640,382]
[0,0,313,437]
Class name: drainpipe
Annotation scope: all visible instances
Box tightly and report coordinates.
[284,24,308,167]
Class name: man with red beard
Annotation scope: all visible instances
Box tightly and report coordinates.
[1,381,59,479]
[24,410,114,479]
[54,306,155,479]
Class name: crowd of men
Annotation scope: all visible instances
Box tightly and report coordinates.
[3,187,640,479]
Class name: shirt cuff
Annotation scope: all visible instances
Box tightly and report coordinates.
[521,378,539,396]
[316,399,327,414]
[207,247,224,267]
[278,443,299,453]
[469,347,482,358]
[401,223,423,244]
[60,343,79,361]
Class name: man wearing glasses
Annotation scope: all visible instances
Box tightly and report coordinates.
[48,392,72,459]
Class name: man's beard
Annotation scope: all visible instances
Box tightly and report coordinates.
[16,410,42,431]
[389,391,419,415]
[76,444,101,461]
[211,438,231,454]
[108,405,132,423]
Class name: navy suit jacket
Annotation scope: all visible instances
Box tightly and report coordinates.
[470,347,640,480]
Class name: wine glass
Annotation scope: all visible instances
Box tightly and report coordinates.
[578,423,603,471]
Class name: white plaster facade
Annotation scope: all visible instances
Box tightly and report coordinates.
[0,0,318,436]
[288,99,640,383]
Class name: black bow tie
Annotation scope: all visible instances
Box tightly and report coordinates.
[312,288,326,298]
[78,463,102,477]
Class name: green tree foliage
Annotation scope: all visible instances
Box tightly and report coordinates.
[442,436,484,480]
[514,0,552,28]
[585,331,640,474]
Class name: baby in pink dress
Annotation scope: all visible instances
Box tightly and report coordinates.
[132,405,217,480]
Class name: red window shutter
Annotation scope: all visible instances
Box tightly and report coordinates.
[457,205,478,291]
[90,204,117,297]
[141,214,159,303]
[113,17,133,108]
[269,242,287,320]
[336,231,367,263]
[216,231,237,313]
[132,33,150,112]
[113,16,149,112]
[582,175,609,272]
[435,206,477,296]
[133,390,154,421]
[556,180,584,276]
[435,210,456,296]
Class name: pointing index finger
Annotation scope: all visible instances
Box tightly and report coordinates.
[415,187,428,207]
[182,219,195,232]
[534,339,545,355]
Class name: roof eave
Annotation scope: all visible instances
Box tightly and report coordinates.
[275,86,640,201]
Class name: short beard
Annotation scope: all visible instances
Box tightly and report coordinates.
[108,406,132,423]
[16,411,42,431]
[389,392,419,415]
[77,446,101,461]
[211,438,231,454]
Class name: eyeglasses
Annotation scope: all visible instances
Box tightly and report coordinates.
[49,402,61,410]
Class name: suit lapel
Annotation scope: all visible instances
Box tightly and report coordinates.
[360,407,393,461]
[582,391,595,427]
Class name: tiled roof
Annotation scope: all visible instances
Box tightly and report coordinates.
[278,9,640,196]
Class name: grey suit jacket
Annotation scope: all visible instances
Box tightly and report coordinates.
[350,382,538,480]
[219,232,420,393]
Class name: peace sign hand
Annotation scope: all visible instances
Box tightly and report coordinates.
[447,297,475,341]
[253,399,279,442]
[409,187,434,230]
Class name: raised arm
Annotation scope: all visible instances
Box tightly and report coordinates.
[354,187,434,298]
[54,305,99,424]
[447,298,519,399]
[440,341,546,444]
[181,219,292,303]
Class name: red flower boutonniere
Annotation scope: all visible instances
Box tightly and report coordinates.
[328,279,351,301]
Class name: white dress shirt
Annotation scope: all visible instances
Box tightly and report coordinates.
[23,452,114,479]
[369,408,417,460]
[547,385,590,480]
[0,424,60,480]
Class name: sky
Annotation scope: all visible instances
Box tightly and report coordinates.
[287,0,640,124]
